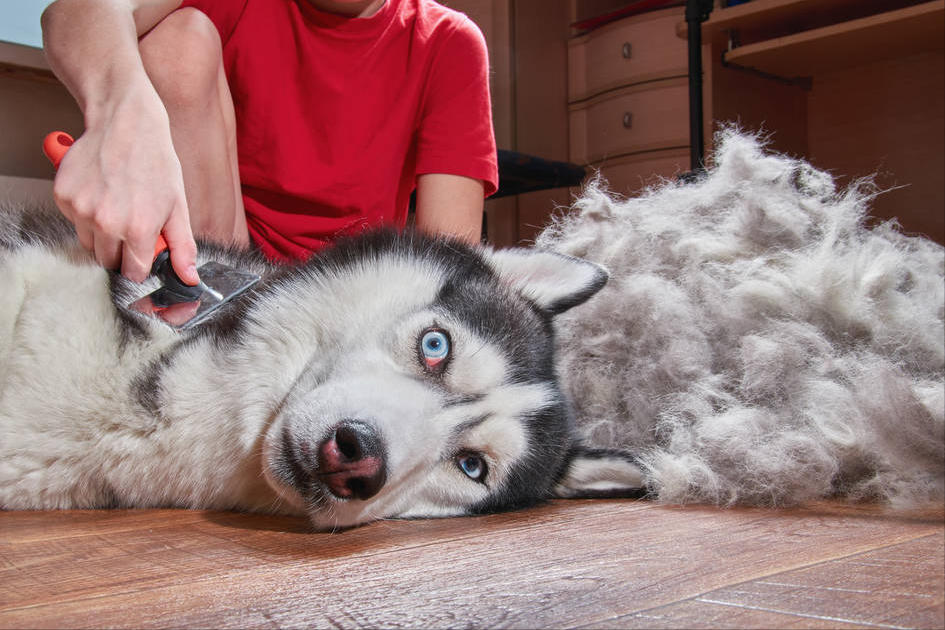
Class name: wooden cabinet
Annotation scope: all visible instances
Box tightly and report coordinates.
[696,0,944,244]
[568,8,688,101]
[567,0,943,244]
[568,7,692,195]
[569,79,690,163]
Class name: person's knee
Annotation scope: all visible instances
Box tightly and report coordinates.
[140,8,223,110]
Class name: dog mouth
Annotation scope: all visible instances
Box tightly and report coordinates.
[281,427,317,496]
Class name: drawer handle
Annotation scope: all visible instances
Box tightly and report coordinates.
[622,112,633,129]
[621,42,632,59]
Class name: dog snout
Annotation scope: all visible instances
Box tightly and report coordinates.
[317,421,387,501]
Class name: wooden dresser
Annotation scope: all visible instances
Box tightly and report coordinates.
[568,6,692,195]
[567,0,943,244]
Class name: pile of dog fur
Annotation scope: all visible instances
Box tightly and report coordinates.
[539,129,944,508]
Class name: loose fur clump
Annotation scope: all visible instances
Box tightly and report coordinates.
[537,129,945,508]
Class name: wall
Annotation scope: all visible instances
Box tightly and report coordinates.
[0,54,82,181]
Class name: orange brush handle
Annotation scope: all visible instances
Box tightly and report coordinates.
[43,131,168,260]
[42,131,73,169]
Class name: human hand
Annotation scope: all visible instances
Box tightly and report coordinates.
[50,91,199,285]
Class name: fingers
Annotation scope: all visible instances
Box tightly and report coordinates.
[160,200,200,286]
[54,179,156,282]
[119,235,157,284]
[50,129,200,285]
[93,232,124,276]
[72,221,93,253]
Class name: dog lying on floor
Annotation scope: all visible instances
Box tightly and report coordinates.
[0,204,644,530]
[4,131,941,530]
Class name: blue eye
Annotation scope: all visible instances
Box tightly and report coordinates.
[419,329,450,369]
[457,453,487,482]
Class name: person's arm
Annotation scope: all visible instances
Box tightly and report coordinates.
[412,16,497,245]
[414,173,484,244]
[41,0,199,284]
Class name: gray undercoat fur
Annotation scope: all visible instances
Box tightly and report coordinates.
[538,130,944,507]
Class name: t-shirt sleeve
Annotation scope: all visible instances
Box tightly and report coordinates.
[178,0,248,45]
[415,16,499,198]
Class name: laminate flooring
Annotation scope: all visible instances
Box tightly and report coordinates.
[2,500,942,629]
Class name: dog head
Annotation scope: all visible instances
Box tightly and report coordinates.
[260,231,644,530]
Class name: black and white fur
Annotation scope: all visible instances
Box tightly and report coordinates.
[0,204,643,530]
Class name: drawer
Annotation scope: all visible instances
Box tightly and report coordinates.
[568,7,688,103]
[595,148,691,195]
[569,78,690,165]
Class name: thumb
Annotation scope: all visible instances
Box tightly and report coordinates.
[161,201,200,286]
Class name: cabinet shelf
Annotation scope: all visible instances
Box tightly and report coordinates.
[723,1,944,78]
[674,0,943,243]
[700,0,891,39]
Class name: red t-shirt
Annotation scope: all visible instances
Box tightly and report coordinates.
[181,0,499,260]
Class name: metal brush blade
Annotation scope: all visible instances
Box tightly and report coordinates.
[126,261,259,330]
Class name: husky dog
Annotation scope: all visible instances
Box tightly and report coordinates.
[0,205,643,530]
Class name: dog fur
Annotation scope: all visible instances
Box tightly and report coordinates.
[538,129,945,508]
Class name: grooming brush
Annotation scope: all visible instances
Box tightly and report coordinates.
[43,131,260,330]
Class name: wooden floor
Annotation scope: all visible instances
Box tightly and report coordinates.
[1,500,943,629]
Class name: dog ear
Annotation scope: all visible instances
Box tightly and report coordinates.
[485,249,608,315]
[554,446,648,499]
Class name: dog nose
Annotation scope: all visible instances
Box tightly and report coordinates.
[316,421,387,500]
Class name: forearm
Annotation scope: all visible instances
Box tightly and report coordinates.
[40,0,200,285]
[415,173,484,244]
[41,0,180,123]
